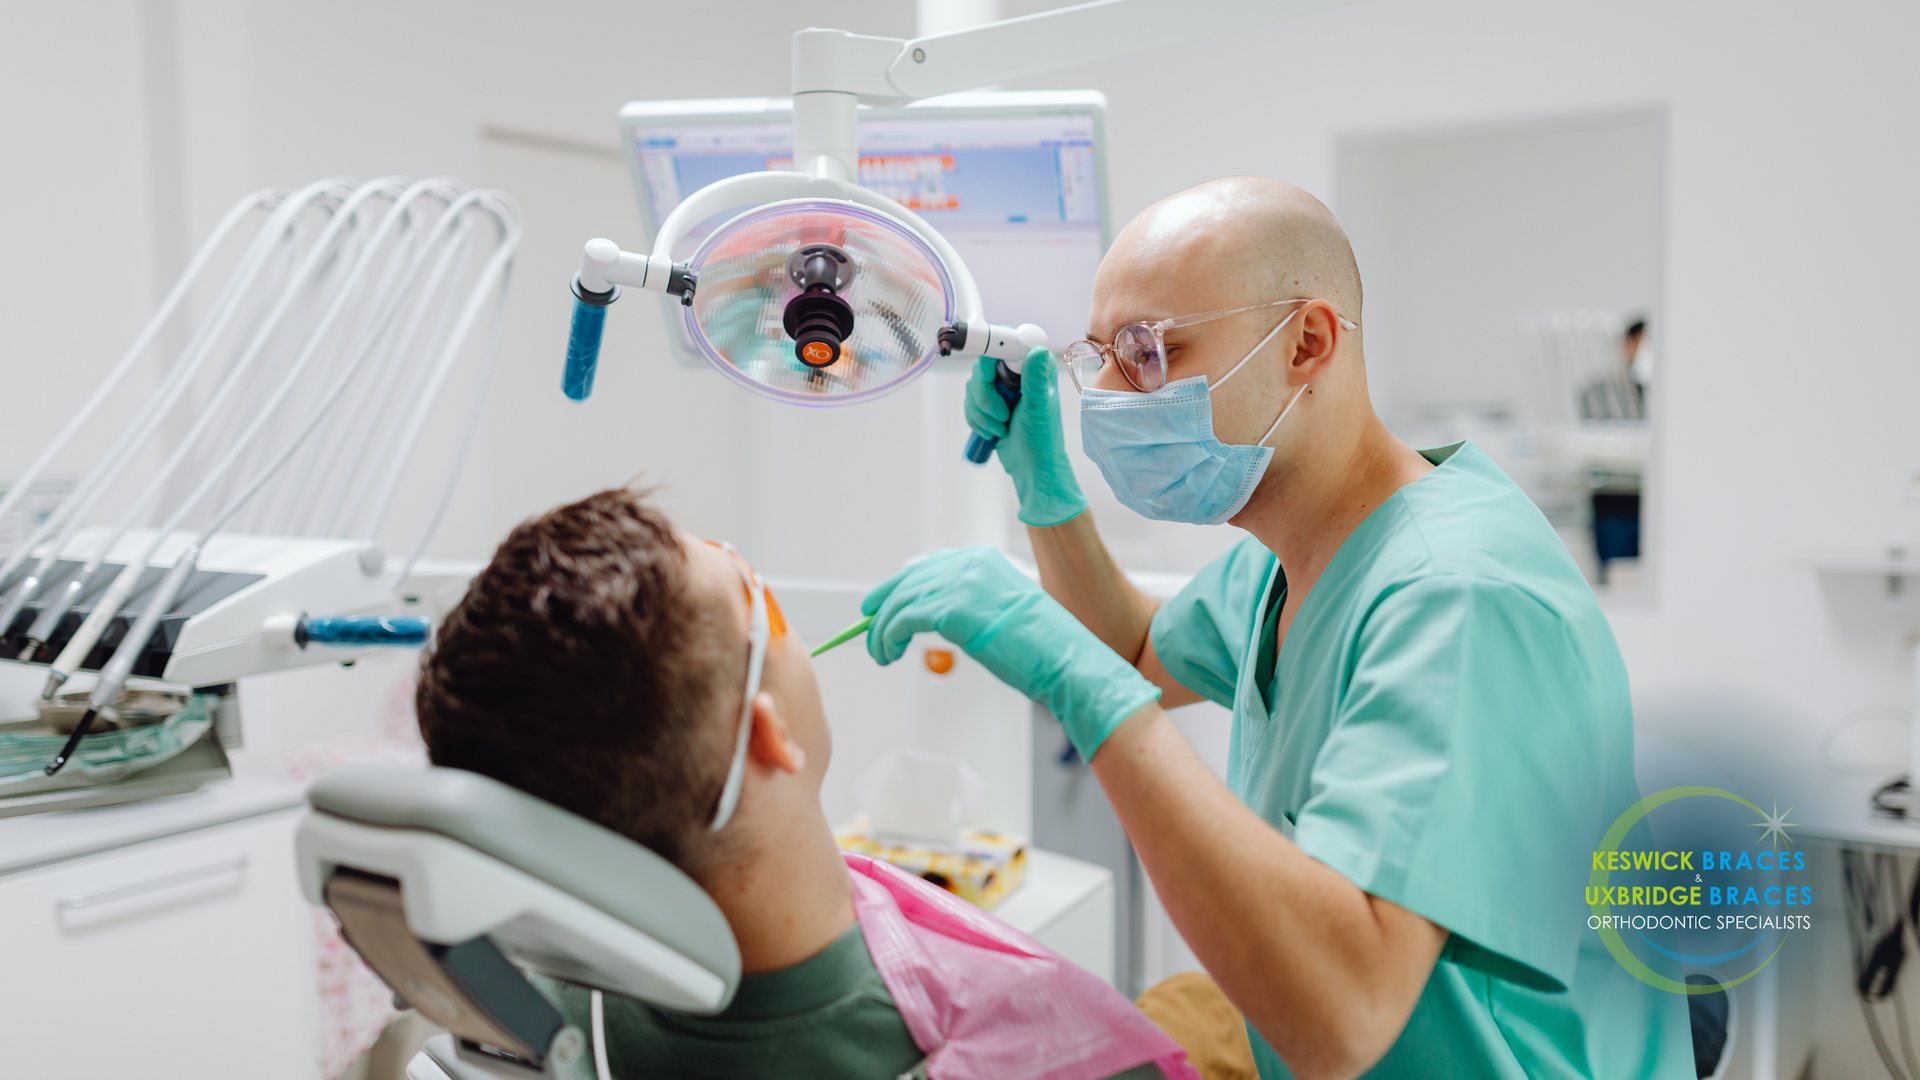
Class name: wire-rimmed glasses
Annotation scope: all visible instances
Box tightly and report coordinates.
[1061,299,1358,393]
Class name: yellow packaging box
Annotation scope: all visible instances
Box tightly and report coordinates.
[834,813,1028,910]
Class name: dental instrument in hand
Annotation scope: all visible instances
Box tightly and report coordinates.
[810,615,873,658]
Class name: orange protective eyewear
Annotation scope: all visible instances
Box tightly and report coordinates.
[703,539,787,638]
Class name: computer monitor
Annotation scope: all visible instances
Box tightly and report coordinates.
[618,91,1111,366]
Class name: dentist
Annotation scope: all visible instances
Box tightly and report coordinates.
[859,178,1691,1079]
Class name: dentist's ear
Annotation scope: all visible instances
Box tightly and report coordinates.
[1289,301,1348,382]
[747,692,807,774]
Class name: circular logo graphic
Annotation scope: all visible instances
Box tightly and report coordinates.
[1588,786,1804,994]
[803,341,836,366]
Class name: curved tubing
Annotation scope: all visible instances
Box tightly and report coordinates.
[0,189,283,533]
[79,186,521,706]
[267,183,469,537]
[0,181,345,595]
[361,191,522,545]
[389,194,521,588]
[44,177,421,693]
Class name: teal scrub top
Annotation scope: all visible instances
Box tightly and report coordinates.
[1149,441,1692,1079]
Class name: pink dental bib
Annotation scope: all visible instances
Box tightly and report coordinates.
[845,852,1199,1080]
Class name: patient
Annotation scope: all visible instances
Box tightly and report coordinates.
[413,489,1191,1080]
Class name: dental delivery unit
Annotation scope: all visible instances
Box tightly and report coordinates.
[0,177,518,815]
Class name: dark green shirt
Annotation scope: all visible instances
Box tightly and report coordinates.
[535,921,1164,1079]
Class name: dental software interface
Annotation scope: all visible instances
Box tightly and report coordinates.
[628,111,1106,359]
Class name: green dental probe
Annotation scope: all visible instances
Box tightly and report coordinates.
[810,615,873,658]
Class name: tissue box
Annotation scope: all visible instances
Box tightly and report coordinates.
[835,813,1028,910]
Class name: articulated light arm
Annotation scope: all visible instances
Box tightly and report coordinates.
[788,0,1347,175]
[801,0,1350,105]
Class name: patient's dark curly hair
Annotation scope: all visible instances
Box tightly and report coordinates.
[414,488,738,870]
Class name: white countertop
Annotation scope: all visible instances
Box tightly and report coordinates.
[1793,768,1920,850]
[0,776,306,877]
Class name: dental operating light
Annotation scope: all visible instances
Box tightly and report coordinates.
[565,0,1344,451]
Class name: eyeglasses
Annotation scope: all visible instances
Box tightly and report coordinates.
[703,540,785,832]
[1061,299,1358,394]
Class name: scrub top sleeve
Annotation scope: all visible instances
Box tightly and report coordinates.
[1291,576,1604,993]
[1149,537,1277,710]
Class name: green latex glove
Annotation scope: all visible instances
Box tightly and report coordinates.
[964,348,1087,528]
[862,546,1160,759]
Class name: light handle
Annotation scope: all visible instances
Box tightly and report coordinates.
[564,275,616,402]
[965,360,1023,464]
[947,322,1047,463]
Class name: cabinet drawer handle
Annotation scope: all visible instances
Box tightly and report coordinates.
[57,855,250,913]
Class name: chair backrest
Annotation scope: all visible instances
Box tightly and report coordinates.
[296,762,741,1056]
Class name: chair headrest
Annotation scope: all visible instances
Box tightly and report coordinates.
[309,763,735,983]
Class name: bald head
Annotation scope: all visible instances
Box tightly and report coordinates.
[1095,177,1362,329]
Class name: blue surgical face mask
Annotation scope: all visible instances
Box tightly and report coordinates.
[1079,310,1307,525]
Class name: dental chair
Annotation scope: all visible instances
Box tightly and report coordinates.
[295,764,741,1080]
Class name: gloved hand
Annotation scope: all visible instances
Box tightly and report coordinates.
[862,546,1160,759]
[965,348,1087,528]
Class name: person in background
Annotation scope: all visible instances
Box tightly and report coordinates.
[1579,314,1648,421]
[1581,315,1649,582]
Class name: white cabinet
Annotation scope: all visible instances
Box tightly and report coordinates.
[0,791,318,1078]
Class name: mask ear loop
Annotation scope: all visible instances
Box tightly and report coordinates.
[1207,305,1302,392]
[1255,382,1309,447]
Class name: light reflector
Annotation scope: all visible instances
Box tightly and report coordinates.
[684,200,953,406]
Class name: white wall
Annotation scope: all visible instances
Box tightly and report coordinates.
[0,2,160,483]
[1337,112,1663,428]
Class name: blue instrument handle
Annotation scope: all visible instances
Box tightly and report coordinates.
[964,432,997,464]
[303,616,430,647]
[963,358,1023,464]
[563,275,617,401]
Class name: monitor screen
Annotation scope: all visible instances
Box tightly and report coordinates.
[620,93,1110,365]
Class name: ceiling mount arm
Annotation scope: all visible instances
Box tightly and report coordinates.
[886,0,1348,101]
[795,0,1349,104]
